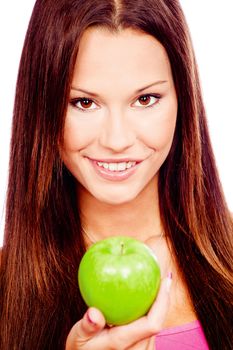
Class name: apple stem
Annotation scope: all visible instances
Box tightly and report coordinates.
[120,242,124,255]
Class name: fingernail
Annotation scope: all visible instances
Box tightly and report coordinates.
[166,272,172,292]
[87,310,96,325]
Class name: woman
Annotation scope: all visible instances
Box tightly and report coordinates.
[0,0,232,349]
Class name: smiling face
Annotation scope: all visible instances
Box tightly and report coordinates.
[60,27,178,205]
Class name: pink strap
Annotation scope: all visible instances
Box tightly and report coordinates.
[155,320,209,349]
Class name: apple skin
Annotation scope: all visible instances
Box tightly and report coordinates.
[78,236,161,326]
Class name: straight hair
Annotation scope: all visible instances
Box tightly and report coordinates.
[1,0,233,348]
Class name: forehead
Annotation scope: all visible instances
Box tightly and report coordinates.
[72,27,172,90]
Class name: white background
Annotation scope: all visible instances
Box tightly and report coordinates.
[0,1,233,246]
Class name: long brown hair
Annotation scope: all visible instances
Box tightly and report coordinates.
[1,0,233,348]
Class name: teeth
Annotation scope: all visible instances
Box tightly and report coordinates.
[109,163,118,171]
[97,161,136,171]
[117,162,126,171]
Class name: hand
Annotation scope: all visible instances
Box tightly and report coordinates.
[65,273,172,350]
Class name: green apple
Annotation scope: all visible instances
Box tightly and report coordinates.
[78,236,161,326]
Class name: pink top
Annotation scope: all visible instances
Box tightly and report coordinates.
[155,320,209,349]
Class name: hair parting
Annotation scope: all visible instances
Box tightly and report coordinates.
[0,0,232,349]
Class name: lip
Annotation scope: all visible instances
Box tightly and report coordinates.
[89,158,141,181]
[88,157,143,163]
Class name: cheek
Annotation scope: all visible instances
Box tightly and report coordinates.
[63,113,98,151]
[138,99,177,150]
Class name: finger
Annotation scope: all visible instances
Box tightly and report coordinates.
[65,307,106,349]
[147,272,172,323]
[107,273,172,349]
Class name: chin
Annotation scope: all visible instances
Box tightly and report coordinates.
[92,189,140,206]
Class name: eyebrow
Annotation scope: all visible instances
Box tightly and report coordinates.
[71,80,168,97]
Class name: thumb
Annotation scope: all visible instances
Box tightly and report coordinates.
[65,307,106,349]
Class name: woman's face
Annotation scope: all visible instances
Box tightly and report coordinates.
[61,28,178,205]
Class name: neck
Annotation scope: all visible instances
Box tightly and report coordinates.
[77,177,163,244]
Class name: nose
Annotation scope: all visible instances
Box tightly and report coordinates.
[99,109,135,152]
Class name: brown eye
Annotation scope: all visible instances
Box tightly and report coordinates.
[79,98,93,109]
[139,95,152,106]
[70,97,98,112]
[134,94,160,108]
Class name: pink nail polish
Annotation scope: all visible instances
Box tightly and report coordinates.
[166,272,172,291]
[87,310,96,325]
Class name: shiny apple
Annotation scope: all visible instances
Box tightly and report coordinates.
[78,236,161,325]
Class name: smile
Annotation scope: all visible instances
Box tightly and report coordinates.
[89,159,140,181]
[97,161,136,172]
